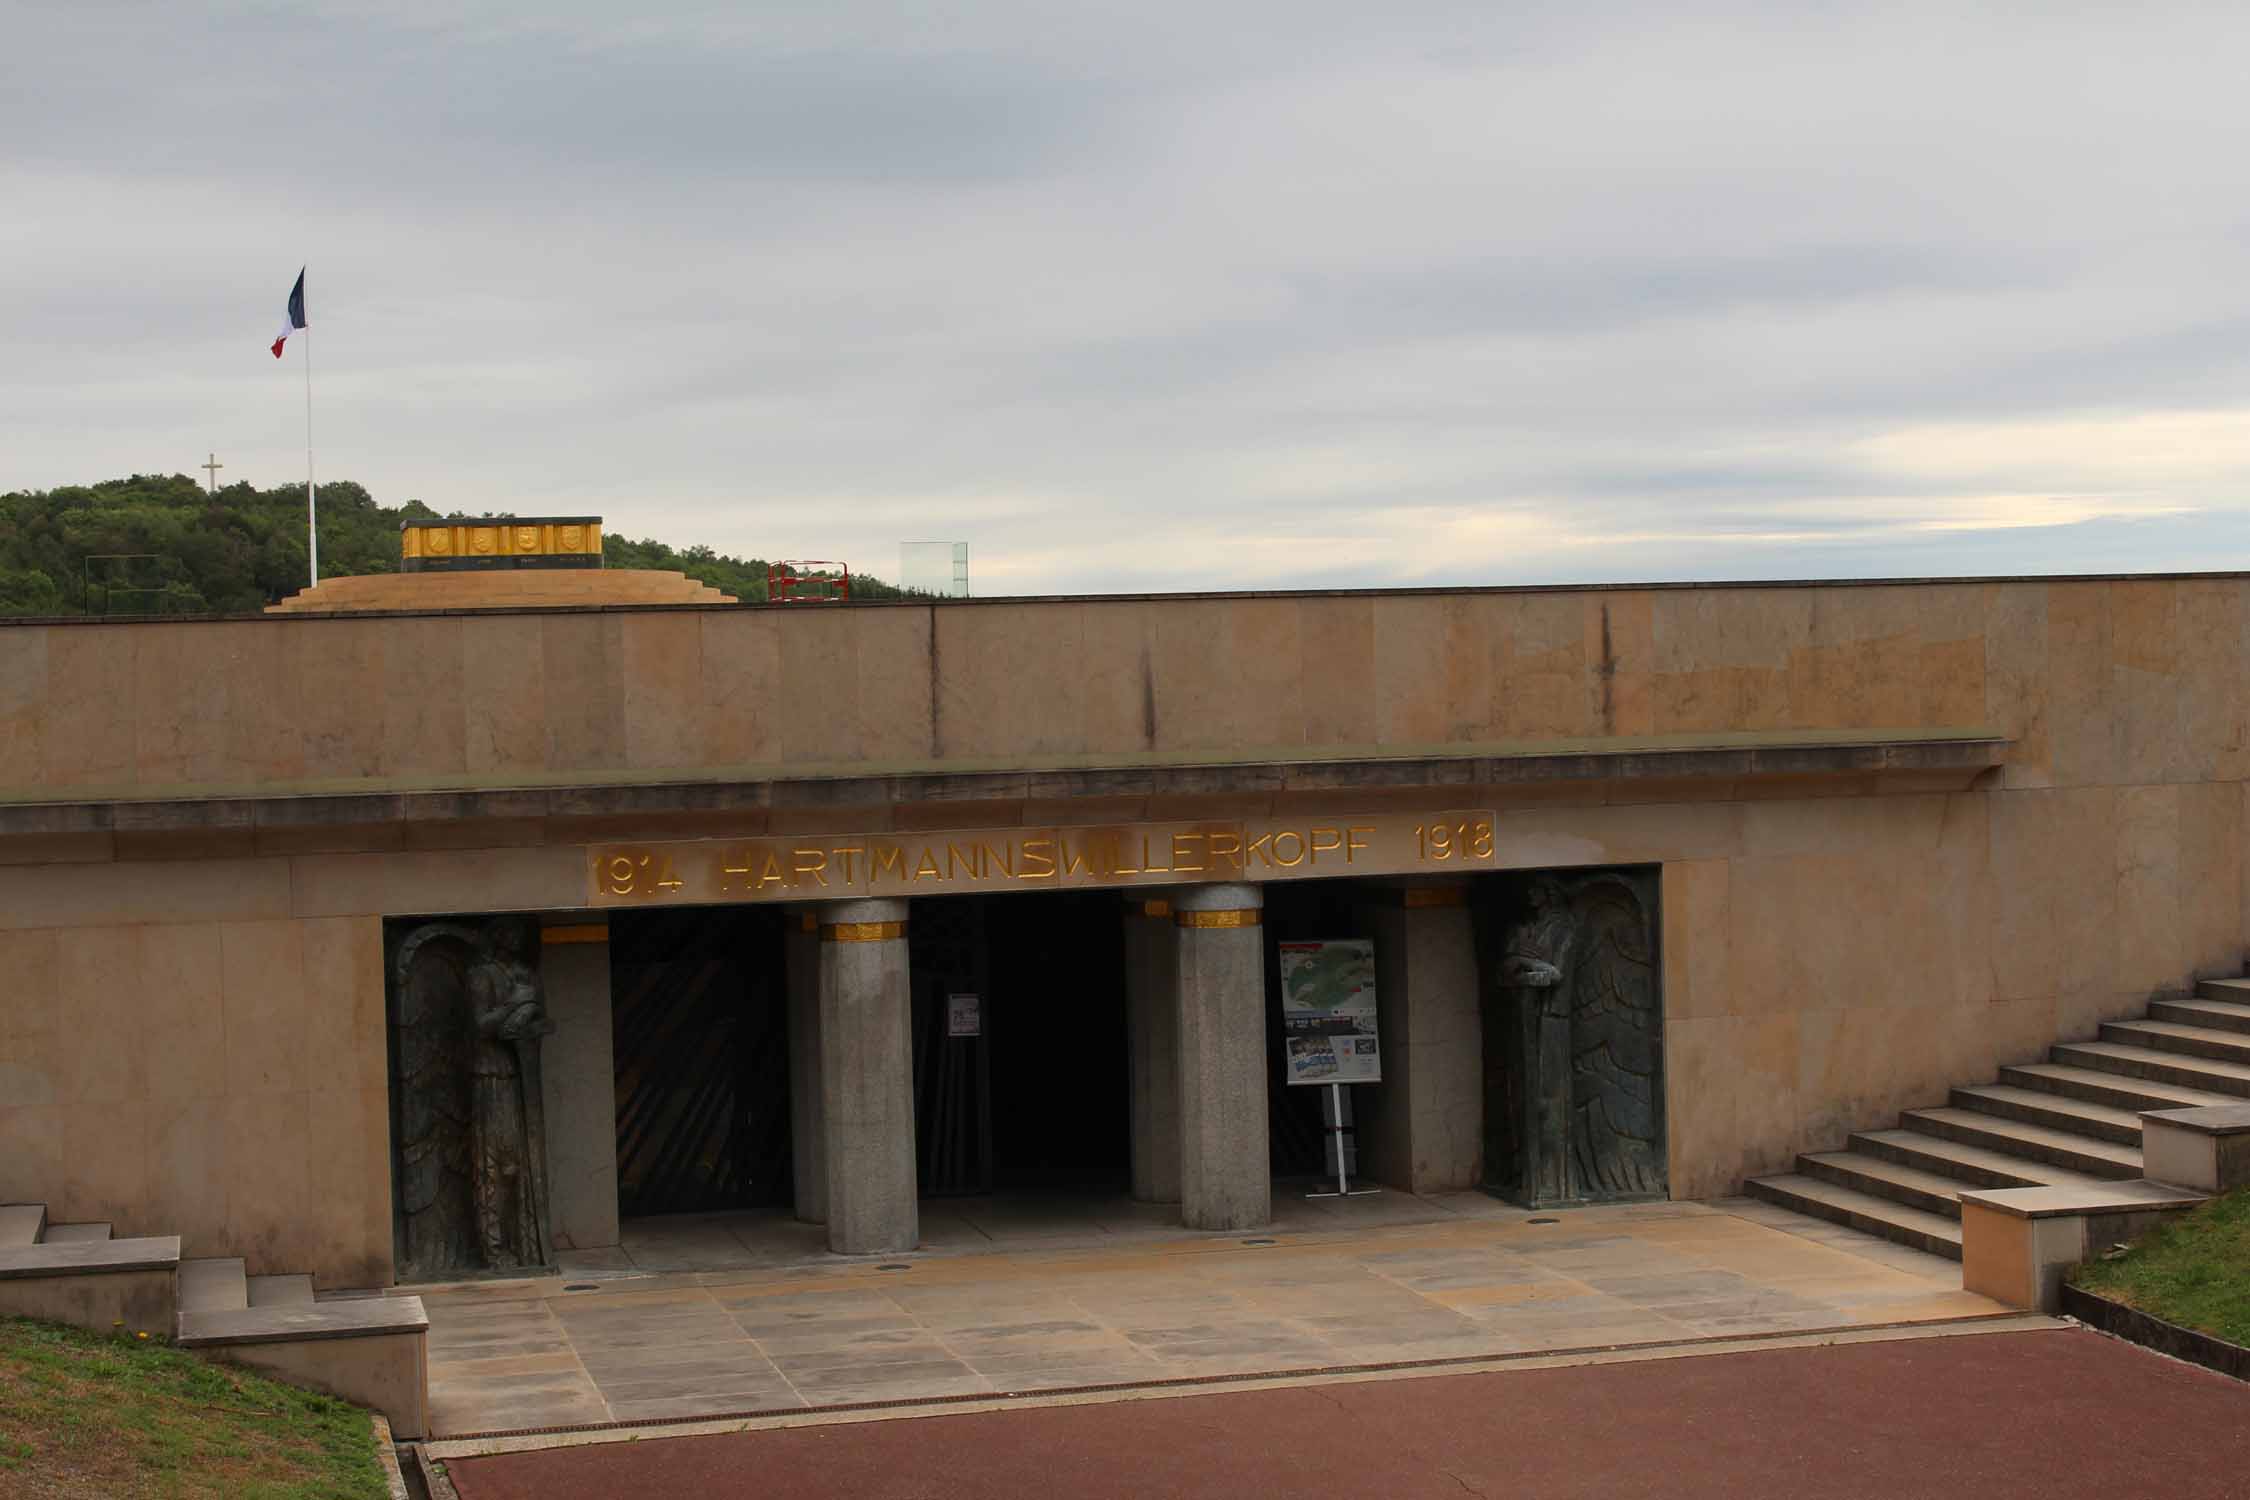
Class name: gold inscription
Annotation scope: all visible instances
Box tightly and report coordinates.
[1413,817,1495,862]
[595,849,686,898]
[589,812,1497,907]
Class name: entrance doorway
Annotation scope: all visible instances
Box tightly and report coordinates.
[1261,880,1381,1181]
[908,891,1132,1199]
[607,907,792,1218]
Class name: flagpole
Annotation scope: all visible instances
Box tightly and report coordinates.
[303,320,317,587]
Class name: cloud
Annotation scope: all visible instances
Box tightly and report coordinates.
[3,1,2248,593]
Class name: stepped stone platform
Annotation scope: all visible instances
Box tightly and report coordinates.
[266,567,735,612]
[0,1204,429,1438]
[1750,976,2250,1262]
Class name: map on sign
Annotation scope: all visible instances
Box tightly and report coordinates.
[1279,939,1381,1085]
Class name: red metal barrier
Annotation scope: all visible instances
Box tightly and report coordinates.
[767,560,851,603]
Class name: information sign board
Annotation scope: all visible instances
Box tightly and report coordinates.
[947,992,982,1038]
[1278,940,1381,1085]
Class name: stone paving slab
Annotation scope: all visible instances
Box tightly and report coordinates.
[416,1195,2007,1437]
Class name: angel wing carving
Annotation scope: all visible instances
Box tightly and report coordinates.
[391,922,482,1278]
[1562,875,1666,1200]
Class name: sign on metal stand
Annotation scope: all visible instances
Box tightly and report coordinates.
[1279,939,1382,1199]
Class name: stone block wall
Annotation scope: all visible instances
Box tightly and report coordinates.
[0,845,587,1286]
[0,915,392,1286]
[5,578,2237,799]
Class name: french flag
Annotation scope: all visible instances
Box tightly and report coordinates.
[271,269,306,358]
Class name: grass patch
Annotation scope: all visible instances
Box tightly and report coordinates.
[2070,1186,2250,1347]
[0,1316,388,1499]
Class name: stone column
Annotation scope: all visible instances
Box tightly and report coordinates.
[1174,883,1270,1231]
[1123,895,1182,1204]
[783,909,826,1225]
[816,898,918,1255]
[1356,882,1483,1195]
[537,922,620,1251]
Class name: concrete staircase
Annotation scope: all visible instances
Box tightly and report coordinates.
[1749,976,2250,1259]
[0,1204,428,1437]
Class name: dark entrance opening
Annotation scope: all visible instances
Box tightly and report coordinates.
[607,906,792,1218]
[909,891,1132,1198]
[1261,880,1384,1182]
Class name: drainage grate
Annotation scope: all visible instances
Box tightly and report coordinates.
[562,1283,600,1292]
[1529,1218,1560,1225]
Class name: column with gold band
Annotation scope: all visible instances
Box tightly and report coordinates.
[1172,883,1271,1231]
[812,898,917,1254]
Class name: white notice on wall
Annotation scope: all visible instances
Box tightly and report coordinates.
[947,992,982,1038]
[1278,940,1381,1085]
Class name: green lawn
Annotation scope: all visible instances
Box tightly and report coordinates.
[0,1316,388,1499]
[2069,1186,2250,1346]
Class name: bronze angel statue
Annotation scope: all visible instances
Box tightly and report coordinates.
[1498,873,1664,1205]
[391,917,556,1278]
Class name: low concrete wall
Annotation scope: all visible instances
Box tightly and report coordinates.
[1961,1181,2207,1312]
[217,1331,430,1441]
[2141,1105,2250,1193]
[0,1267,173,1337]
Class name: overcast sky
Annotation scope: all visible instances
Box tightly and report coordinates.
[4,2,2247,594]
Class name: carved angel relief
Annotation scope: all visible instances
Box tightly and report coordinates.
[390,917,557,1279]
[1492,871,1665,1206]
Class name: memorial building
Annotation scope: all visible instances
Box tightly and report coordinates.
[1,525,2245,1315]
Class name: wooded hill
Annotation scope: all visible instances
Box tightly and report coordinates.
[0,474,914,615]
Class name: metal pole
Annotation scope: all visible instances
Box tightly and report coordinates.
[303,322,317,587]
[1304,1079,1380,1200]
[1332,1082,1348,1195]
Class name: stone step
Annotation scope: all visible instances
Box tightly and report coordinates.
[2098,1020,2250,1067]
[1798,1150,1971,1218]
[0,1235,182,1339]
[2194,977,2250,1004]
[1997,1062,2242,1114]
[1847,1127,2117,1192]
[1898,1107,2143,1179]
[177,1257,249,1315]
[1743,1174,1963,1260]
[0,1205,45,1249]
[1950,1083,2146,1146]
[39,1222,112,1244]
[2151,996,2250,1037]
[2048,1040,2250,1099]
[247,1274,315,1309]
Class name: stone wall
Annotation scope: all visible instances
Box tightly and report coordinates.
[0,576,2245,1274]
[4,578,2237,799]
[0,915,392,1286]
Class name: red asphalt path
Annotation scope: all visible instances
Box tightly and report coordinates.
[446,1330,2250,1500]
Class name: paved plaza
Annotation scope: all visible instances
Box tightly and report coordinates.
[415,1192,2008,1438]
